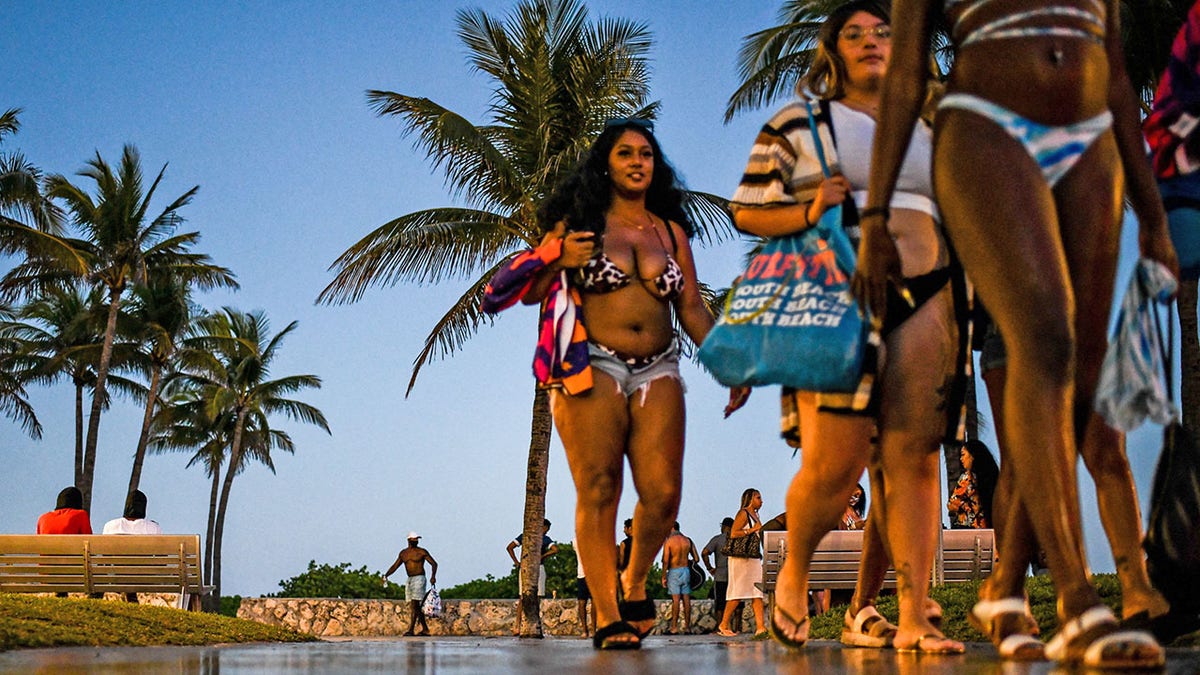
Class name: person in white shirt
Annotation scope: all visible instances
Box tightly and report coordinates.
[102,490,162,535]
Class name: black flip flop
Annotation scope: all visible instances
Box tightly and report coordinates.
[618,598,657,639]
[593,621,641,650]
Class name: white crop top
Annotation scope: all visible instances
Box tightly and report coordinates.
[829,100,939,221]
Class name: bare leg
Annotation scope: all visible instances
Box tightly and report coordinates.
[849,457,895,615]
[551,374,631,642]
[980,364,1039,602]
[771,391,874,643]
[936,110,1101,620]
[876,284,962,652]
[622,376,687,635]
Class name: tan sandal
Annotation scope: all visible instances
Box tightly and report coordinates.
[969,596,1044,661]
[840,605,897,648]
[1045,606,1164,669]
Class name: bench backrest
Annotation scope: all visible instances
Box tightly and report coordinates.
[0,534,205,594]
[761,528,995,593]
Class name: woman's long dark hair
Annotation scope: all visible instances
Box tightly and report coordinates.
[962,440,999,525]
[536,121,693,237]
[849,482,867,519]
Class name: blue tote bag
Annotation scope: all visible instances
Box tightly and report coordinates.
[699,101,867,392]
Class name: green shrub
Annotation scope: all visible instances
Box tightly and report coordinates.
[272,561,404,599]
[218,595,242,617]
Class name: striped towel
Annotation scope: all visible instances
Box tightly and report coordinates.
[1094,259,1178,432]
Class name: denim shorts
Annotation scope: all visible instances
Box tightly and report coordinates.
[587,341,684,402]
[665,566,691,595]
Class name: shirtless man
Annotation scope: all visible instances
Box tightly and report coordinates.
[383,531,438,636]
[661,522,700,635]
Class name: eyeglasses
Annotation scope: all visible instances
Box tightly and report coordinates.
[604,117,654,132]
[838,25,892,43]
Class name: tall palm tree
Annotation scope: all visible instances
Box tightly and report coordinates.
[8,145,238,510]
[171,308,328,605]
[12,286,106,476]
[124,277,199,497]
[316,0,734,636]
[148,389,229,592]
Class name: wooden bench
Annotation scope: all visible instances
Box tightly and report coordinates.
[0,534,211,610]
[761,528,994,594]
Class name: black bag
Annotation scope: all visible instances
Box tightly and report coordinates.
[720,511,762,559]
[1143,303,1200,613]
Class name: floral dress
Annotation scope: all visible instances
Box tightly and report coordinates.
[947,470,987,528]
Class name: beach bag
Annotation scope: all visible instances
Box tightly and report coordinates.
[720,530,762,559]
[1138,297,1200,613]
[1146,417,1200,614]
[422,584,442,618]
[720,512,763,559]
[1157,170,1200,280]
[698,100,867,392]
[1094,259,1179,431]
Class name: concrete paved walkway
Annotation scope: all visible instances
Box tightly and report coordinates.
[3,635,1200,674]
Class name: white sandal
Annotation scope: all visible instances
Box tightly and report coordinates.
[1045,605,1164,669]
[840,605,897,648]
[969,597,1044,660]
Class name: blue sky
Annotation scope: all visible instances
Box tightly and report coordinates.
[1,1,1168,596]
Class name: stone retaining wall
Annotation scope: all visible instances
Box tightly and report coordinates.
[238,597,756,638]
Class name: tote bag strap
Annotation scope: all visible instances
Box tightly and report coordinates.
[804,99,835,179]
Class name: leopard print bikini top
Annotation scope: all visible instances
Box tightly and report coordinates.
[573,219,685,300]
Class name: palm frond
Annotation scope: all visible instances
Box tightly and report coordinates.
[318,208,527,305]
[405,264,505,396]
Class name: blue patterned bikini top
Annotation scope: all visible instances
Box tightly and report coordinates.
[945,0,1105,48]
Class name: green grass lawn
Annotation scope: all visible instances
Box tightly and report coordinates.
[0,594,314,651]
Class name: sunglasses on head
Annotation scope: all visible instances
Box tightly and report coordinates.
[604,117,654,132]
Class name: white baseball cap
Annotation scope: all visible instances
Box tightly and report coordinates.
[407,531,421,540]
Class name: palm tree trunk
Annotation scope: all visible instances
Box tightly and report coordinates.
[127,365,162,496]
[517,387,553,638]
[1180,279,1199,445]
[205,467,219,586]
[80,289,122,511]
[202,466,221,612]
[74,380,85,487]
[211,409,247,606]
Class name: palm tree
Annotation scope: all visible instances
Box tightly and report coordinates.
[0,108,80,271]
[12,286,106,476]
[8,144,238,510]
[0,301,41,438]
[171,308,328,605]
[124,278,198,498]
[316,0,734,636]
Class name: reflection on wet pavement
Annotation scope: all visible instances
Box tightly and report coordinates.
[2,637,1199,674]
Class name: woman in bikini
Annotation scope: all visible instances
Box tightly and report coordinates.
[857,0,1179,668]
[523,119,748,650]
[731,0,963,654]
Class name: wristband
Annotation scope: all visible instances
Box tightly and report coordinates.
[860,205,890,221]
